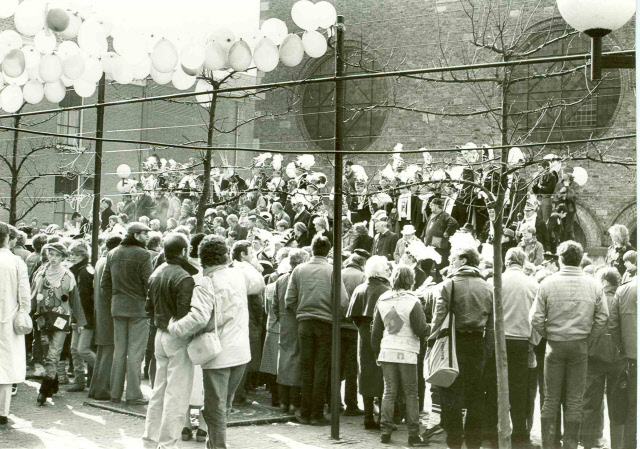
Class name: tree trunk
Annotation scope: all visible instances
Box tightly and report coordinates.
[196,88,218,233]
[492,71,512,449]
[8,115,21,225]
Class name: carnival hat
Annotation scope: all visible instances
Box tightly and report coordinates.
[401,225,416,235]
[372,210,388,221]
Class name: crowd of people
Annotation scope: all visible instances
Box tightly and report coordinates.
[0,152,637,449]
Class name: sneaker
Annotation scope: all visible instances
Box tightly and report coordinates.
[181,427,193,441]
[294,409,311,425]
[11,385,17,396]
[407,435,429,447]
[196,429,207,442]
[380,434,391,444]
[422,425,444,439]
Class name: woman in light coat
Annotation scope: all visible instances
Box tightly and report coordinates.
[169,235,264,449]
[0,222,31,424]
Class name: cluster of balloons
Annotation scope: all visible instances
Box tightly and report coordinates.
[0,0,337,114]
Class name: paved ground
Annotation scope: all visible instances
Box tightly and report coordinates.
[0,379,450,449]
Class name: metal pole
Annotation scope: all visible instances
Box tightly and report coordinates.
[331,15,345,440]
[90,75,106,267]
[590,35,603,80]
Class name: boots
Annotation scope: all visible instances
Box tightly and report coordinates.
[563,421,580,449]
[38,377,59,405]
[541,418,557,449]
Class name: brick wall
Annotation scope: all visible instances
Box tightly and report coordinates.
[255,0,637,249]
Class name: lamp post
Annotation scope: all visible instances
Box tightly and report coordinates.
[556,0,636,80]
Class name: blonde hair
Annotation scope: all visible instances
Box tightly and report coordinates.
[608,224,630,246]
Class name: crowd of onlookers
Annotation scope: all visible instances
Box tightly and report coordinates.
[0,157,637,449]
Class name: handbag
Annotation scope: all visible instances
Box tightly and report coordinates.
[187,278,222,365]
[425,280,459,387]
[35,311,71,332]
[13,265,33,335]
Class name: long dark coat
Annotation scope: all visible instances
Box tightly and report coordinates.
[346,276,390,398]
[274,272,301,387]
[93,256,113,346]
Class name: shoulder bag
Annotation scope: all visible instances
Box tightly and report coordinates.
[187,277,222,365]
[13,264,33,335]
[425,280,459,387]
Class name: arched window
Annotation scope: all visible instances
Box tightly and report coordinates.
[301,48,389,152]
[510,19,622,142]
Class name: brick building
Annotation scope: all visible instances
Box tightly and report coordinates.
[255,0,637,254]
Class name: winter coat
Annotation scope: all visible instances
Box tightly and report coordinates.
[285,256,349,324]
[530,266,607,342]
[101,235,153,318]
[347,277,389,397]
[93,256,113,346]
[502,266,538,340]
[274,272,301,386]
[606,243,635,277]
[167,263,265,370]
[0,249,31,384]
[69,260,95,329]
[610,278,637,360]
[341,264,366,331]
[31,263,87,329]
[518,238,544,266]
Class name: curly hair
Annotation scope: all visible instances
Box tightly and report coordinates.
[199,235,229,268]
[608,224,630,246]
[289,248,310,268]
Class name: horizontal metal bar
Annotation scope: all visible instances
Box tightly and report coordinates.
[0,50,633,120]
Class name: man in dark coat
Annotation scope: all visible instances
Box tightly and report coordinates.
[423,198,458,282]
[121,195,137,222]
[101,222,153,405]
[372,219,398,261]
[292,201,311,227]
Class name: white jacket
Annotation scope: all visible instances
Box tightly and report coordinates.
[168,263,264,369]
[0,249,31,384]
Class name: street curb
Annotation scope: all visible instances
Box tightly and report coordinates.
[83,401,296,427]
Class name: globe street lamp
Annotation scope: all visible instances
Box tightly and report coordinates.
[557,0,636,80]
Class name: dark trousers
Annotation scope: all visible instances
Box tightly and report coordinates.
[622,361,637,449]
[298,319,332,421]
[144,325,157,387]
[279,384,301,409]
[340,328,358,410]
[581,358,626,449]
[506,340,530,441]
[440,332,485,449]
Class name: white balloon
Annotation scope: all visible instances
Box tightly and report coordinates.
[151,38,178,73]
[23,80,44,104]
[100,52,118,75]
[260,18,288,46]
[171,67,196,90]
[181,42,205,71]
[14,0,46,37]
[302,31,328,58]
[74,79,96,97]
[34,30,56,54]
[62,53,85,80]
[291,0,318,31]
[44,80,66,103]
[26,66,43,82]
[77,20,108,57]
[572,167,588,186]
[146,34,162,54]
[210,27,236,52]
[39,53,63,83]
[0,0,19,19]
[81,57,102,82]
[314,1,337,28]
[0,30,22,50]
[1,84,23,112]
[111,56,134,84]
[0,73,5,90]
[57,41,80,60]
[132,57,151,80]
[150,66,172,85]
[117,164,132,179]
[4,70,28,86]
[204,42,227,71]
[2,49,25,77]
[195,78,213,105]
[22,45,41,69]
[60,74,73,87]
[253,38,279,72]
[46,8,69,33]
[60,13,82,39]
[279,34,304,67]
[228,40,252,72]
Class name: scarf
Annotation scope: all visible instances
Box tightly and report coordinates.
[45,263,66,289]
